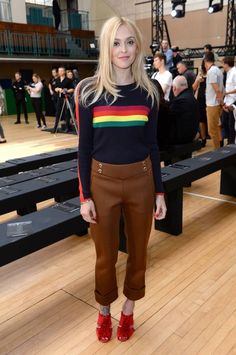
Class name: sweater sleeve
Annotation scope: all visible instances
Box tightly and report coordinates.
[146,100,164,194]
[78,103,93,202]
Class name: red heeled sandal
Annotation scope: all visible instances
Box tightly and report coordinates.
[96,312,112,342]
[117,312,134,341]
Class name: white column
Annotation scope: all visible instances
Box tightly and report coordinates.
[11,0,27,24]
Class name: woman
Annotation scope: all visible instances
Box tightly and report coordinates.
[27,74,47,129]
[0,85,6,143]
[76,16,166,343]
[193,60,208,147]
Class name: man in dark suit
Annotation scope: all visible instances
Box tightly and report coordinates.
[12,72,29,124]
[169,75,199,145]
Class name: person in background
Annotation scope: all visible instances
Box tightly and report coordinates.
[53,66,74,133]
[160,39,173,70]
[76,16,166,343]
[222,56,236,144]
[48,68,58,113]
[176,61,196,90]
[0,85,6,143]
[193,60,208,147]
[169,76,199,146]
[12,72,29,124]
[26,73,47,130]
[204,44,219,64]
[204,52,224,149]
[171,46,182,78]
[151,52,173,101]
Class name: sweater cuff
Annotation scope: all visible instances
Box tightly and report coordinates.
[80,196,92,203]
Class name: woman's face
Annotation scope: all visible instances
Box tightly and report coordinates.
[32,76,38,83]
[111,24,137,71]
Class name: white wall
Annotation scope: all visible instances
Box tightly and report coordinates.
[11,0,27,24]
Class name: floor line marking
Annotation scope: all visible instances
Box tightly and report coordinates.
[184,192,236,205]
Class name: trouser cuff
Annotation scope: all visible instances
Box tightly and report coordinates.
[95,288,118,306]
[123,284,145,301]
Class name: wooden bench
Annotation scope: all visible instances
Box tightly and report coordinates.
[0,197,88,266]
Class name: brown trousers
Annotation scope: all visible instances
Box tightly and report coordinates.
[206,105,222,149]
[90,157,155,306]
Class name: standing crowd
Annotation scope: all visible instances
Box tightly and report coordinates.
[151,40,236,150]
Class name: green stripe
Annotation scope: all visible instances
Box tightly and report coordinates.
[93,121,146,128]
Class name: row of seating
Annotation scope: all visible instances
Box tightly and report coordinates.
[0,147,78,177]
[2,142,234,266]
[0,142,201,178]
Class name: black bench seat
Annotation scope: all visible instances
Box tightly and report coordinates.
[0,159,77,188]
[0,147,77,177]
[0,168,78,216]
[156,145,236,235]
[0,197,88,266]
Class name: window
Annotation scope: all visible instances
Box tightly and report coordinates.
[0,0,11,22]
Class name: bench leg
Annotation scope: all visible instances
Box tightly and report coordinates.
[220,165,236,197]
[155,188,183,236]
[17,204,37,216]
[75,219,89,237]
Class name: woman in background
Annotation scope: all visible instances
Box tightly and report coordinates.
[27,74,47,130]
[193,60,208,147]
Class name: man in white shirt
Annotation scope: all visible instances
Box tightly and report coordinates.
[151,52,173,101]
[204,52,224,149]
[160,40,173,70]
[222,56,236,144]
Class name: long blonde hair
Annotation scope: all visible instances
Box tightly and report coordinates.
[79,16,159,107]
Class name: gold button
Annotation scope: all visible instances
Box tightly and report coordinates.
[99,163,103,167]
[143,166,147,171]
[98,168,102,174]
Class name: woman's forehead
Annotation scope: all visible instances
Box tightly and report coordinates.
[115,24,135,39]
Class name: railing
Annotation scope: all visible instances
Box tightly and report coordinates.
[0,30,97,59]
[26,4,89,31]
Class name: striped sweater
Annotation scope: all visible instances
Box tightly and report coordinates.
[78,83,164,201]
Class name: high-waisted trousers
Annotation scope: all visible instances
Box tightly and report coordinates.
[90,156,155,306]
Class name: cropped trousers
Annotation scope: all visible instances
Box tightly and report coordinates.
[90,157,155,306]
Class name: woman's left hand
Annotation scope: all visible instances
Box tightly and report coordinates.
[154,194,167,220]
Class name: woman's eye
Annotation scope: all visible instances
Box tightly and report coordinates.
[127,40,135,45]
[113,41,120,47]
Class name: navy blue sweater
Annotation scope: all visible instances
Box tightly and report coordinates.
[78,83,164,201]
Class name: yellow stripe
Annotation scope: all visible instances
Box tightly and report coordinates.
[93,115,148,123]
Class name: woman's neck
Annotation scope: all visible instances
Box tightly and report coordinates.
[113,67,134,86]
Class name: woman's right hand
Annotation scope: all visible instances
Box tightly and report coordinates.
[80,199,97,224]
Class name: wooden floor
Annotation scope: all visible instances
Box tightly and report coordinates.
[1,114,236,355]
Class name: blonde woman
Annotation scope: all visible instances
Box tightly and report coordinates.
[76,16,166,342]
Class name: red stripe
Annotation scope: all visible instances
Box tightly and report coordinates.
[76,90,86,202]
[93,105,150,116]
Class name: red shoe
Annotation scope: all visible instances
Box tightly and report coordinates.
[117,312,134,341]
[96,312,112,342]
